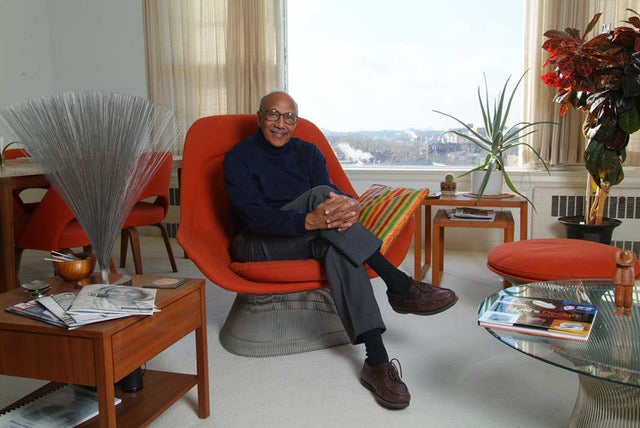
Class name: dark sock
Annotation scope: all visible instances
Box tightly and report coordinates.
[360,328,389,366]
[365,251,410,294]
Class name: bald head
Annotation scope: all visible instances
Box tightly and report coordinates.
[257,91,299,147]
[259,91,298,115]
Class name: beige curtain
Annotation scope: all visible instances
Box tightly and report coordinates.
[524,0,640,166]
[143,0,285,153]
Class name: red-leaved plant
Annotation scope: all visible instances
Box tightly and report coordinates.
[541,8,640,224]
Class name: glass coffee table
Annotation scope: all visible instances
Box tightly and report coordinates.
[478,279,639,428]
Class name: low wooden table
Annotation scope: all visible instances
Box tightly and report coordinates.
[0,275,209,427]
[414,193,527,281]
[431,209,514,286]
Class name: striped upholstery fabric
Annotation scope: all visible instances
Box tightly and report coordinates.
[358,184,428,253]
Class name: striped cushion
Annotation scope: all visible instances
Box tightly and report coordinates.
[358,184,428,253]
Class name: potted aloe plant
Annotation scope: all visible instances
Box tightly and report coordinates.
[541,9,640,229]
[433,71,554,207]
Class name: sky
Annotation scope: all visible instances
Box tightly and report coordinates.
[287,0,525,132]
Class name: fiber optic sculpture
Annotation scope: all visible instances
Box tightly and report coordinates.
[0,92,183,283]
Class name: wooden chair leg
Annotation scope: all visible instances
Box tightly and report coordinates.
[120,229,130,268]
[128,227,143,275]
[14,247,23,279]
[156,223,178,272]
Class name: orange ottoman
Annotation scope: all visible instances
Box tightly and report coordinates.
[487,238,640,284]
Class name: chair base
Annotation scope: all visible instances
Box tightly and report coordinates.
[219,289,351,358]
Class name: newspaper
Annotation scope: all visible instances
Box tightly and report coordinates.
[68,284,158,315]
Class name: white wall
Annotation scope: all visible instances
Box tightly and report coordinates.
[0,1,54,106]
[0,0,146,112]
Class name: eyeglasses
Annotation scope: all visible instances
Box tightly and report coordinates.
[261,108,298,125]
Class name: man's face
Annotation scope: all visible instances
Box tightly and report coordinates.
[257,93,298,148]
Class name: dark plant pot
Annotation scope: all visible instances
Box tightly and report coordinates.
[558,216,622,244]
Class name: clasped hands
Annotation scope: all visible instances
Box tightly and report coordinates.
[305,192,360,232]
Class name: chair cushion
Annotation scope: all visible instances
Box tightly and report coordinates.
[231,259,326,283]
[122,202,165,227]
[358,184,428,253]
[487,238,640,283]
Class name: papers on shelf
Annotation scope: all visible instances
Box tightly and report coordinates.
[447,207,496,221]
[0,384,121,427]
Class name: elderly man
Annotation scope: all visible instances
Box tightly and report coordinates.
[223,91,457,409]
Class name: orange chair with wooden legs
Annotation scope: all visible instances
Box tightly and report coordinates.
[16,187,93,275]
[4,148,49,241]
[177,114,417,357]
[119,152,177,275]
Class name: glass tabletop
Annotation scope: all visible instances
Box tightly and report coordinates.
[478,279,640,388]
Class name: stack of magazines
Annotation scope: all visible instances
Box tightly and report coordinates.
[446,207,496,221]
[6,284,158,329]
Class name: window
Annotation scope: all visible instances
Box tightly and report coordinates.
[287,0,525,168]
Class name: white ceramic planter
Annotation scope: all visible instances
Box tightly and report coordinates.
[470,170,503,195]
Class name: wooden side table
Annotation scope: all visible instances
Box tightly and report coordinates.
[431,209,514,286]
[414,193,527,281]
[0,276,209,427]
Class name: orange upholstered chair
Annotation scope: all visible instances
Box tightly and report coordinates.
[16,187,92,274]
[4,148,49,241]
[119,152,177,275]
[177,114,416,356]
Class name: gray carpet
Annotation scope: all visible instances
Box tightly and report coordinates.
[1,236,578,427]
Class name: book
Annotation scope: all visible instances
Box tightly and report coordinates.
[68,284,157,316]
[5,300,67,329]
[478,295,597,341]
[0,384,120,427]
[143,277,188,289]
[451,207,496,220]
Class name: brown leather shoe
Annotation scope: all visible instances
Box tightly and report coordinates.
[387,279,458,315]
[360,359,410,409]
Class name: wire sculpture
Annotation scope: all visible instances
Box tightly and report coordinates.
[0,92,184,283]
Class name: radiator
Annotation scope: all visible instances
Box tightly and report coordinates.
[532,186,640,257]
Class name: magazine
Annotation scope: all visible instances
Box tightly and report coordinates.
[0,384,120,427]
[478,295,597,341]
[447,207,496,221]
[37,293,132,328]
[5,300,67,329]
[68,284,157,315]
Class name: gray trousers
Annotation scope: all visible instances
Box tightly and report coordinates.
[231,186,386,343]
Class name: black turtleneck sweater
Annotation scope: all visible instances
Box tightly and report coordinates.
[223,131,342,236]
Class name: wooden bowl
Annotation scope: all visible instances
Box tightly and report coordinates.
[52,252,97,282]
